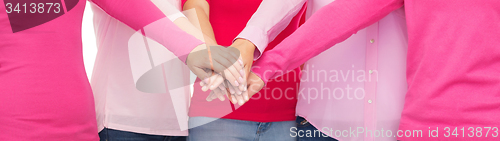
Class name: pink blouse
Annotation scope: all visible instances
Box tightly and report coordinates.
[92,0,195,136]
[251,0,500,140]
[238,0,408,140]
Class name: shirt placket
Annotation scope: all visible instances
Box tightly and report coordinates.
[364,22,379,141]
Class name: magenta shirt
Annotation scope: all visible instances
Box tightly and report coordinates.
[0,0,201,140]
[252,0,500,140]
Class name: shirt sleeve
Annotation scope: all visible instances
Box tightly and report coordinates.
[149,0,187,21]
[89,0,203,63]
[235,0,307,60]
[251,0,404,84]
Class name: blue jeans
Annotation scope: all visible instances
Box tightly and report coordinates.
[296,116,338,141]
[188,117,296,141]
[99,128,187,141]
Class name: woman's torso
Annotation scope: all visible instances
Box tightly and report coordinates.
[187,0,306,122]
[0,0,98,140]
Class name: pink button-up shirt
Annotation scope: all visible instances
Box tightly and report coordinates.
[237,0,408,141]
[250,0,500,141]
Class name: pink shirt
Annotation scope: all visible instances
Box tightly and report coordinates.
[251,0,500,140]
[187,0,306,123]
[238,0,408,140]
[0,0,201,140]
[92,0,194,136]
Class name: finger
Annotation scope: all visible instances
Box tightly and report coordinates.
[239,64,251,92]
[209,87,225,101]
[202,72,218,92]
[226,89,237,104]
[234,93,245,106]
[229,79,243,95]
[206,91,216,101]
[226,79,242,95]
[210,58,241,85]
[200,76,211,91]
[226,63,244,86]
[211,56,236,74]
[230,94,237,104]
[216,85,227,101]
[226,80,236,95]
[241,88,250,102]
[190,67,211,86]
[208,74,225,91]
[220,69,240,89]
[210,49,244,81]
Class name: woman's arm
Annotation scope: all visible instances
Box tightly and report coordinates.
[183,0,216,44]
[89,0,202,63]
[230,0,307,98]
[89,0,243,86]
[183,0,249,103]
[251,0,404,84]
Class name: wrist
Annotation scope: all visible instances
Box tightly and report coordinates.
[186,44,207,63]
[233,38,256,50]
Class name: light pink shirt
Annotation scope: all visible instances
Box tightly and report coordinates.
[91,0,194,136]
[235,0,307,60]
[238,0,408,140]
[251,0,500,140]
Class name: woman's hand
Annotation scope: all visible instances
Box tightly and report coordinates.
[231,38,256,92]
[187,44,245,89]
[204,39,257,105]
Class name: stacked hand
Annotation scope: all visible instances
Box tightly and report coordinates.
[186,44,247,95]
[196,39,265,105]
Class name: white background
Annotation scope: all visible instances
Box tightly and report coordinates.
[82,2,97,80]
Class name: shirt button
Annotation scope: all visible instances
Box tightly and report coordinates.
[369,70,373,74]
[368,100,373,103]
[370,39,375,43]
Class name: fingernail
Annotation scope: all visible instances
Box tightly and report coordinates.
[238,59,243,65]
[210,85,217,90]
[238,77,244,83]
[234,81,239,86]
[239,100,245,105]
[240,70,245,76]
[232,97,237,104]
[202,86,208,91]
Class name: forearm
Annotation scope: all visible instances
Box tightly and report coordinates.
[183,0,217,44]
[172,17,217,45]
[90,0,203,63]
[252,0,404,83]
